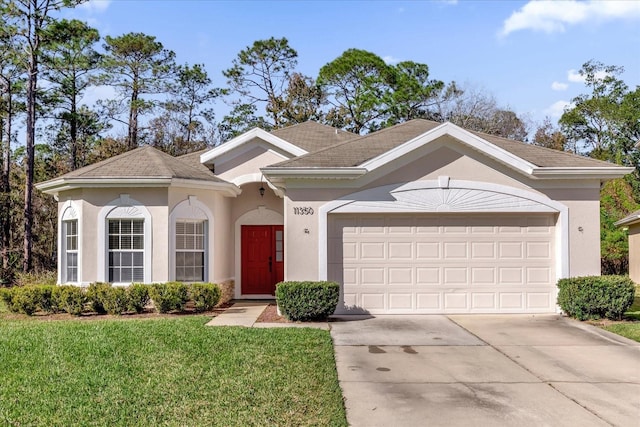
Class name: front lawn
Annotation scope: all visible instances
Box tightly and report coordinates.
[0,317,347,426]
[599,287,640,342]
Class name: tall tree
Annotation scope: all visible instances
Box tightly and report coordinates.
[216,103,271,143]
[1,0,85,272]
[0,16,24,272]
[159,63,221,150]
[532,117,567,151]
[559,60,639,164]
[275,72,325,126]
[41,18,101,170]
[223,37,298,128]
[318,49,393,134]
[385,61,446,125]
[98,32,175,149]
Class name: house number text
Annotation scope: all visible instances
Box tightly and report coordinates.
[293,207,314,215]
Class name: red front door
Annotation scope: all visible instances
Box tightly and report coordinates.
[241,225,284,295]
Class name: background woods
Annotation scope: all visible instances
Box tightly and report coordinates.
[0,1,638,282]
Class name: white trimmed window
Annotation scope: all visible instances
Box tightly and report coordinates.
[108,219,145,283]
[169,197,213,282]
[63,220,78,282]
[175,220,205,282]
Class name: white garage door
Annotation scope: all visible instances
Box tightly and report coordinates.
[328,214,556,314]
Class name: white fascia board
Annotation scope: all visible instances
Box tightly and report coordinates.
[615,214,640,227]
[37,177,241,197]
[199,128,307,164]
[361,122,537,175]
[531,167,634,179]
[261,167,367,179]
[169,178,241,196]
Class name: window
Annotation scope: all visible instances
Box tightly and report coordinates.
[175,220,205,281]
[108,219,144,282]
[63,220,78,282]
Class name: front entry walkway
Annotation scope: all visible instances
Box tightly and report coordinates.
[331,314,640,427]
[206,301,329,329]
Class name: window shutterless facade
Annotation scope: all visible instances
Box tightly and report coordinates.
[63,219,78,282]
[108,219,144,282]
[175,220,205,282]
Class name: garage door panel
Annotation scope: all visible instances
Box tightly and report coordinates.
[417,242,440,259]
[472,293,496,309]
[331,214,556,314]
[388,293,413,310]
[389,267,413,284]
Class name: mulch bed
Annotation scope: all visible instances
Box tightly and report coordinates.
[255,303,289,323]
[0,301,234,322]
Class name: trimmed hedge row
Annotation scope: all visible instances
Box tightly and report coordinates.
[0,282,220,316]
[276,281,339,321]
[557,275,635,320]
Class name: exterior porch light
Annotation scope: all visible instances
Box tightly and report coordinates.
[259,185,265,197]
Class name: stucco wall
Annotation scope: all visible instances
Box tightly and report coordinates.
[281,149,604,284]
[217,146,287,182]
[627,224,640,283]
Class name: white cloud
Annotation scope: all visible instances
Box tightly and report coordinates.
[500,0,640,37]
[567,68,609,83]
[551,81,568,91]
[383,55,401,65]
[77,0,111,13]
[544,100,573,118]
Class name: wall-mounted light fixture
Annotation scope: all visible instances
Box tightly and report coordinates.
[259,175,265,197]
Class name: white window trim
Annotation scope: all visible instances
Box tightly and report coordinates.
[97,195,152,284]
[169,196,214,282]
[59,201,82,284]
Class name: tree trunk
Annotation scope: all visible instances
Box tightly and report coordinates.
[70,77,78,170]
[128,86,139,149]
[1,82,12,270]
[23,58,37,273]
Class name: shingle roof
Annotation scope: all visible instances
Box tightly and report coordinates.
[270,119,618,169]
[270,121,358,152]
[54,146,227,183]
[615,209,640,227]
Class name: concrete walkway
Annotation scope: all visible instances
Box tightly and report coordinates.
[331,314,640,427]
[205,301,329,329]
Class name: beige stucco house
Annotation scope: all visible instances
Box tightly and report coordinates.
[36,120,632,314]
[615,211,640,283]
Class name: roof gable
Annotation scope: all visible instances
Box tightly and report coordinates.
[199,128,307,165]
[264,120,632,180]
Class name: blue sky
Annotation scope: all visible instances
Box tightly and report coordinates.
[63,0,640,128]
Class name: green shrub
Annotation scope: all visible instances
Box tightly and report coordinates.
[86,282,111,314]
[52,286,86,316]
[127,283,150,313]
[189,283,221,312]
[276,281,339,321]
[9,286,42,315]
[150,282,189,313]
[557,275,636,320]
[102,287,129,315]
[0,287,14,311]
[37,285,58,314]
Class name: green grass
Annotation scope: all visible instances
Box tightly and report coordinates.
[0,317,347,426]
[601,286,640,342]
[602,323,640,342]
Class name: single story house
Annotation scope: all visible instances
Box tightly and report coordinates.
[36,120,633,314]
[615,210,640,283]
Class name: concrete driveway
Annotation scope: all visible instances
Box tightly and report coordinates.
[330,315,640,427]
